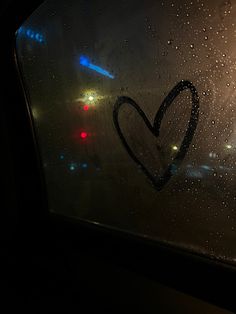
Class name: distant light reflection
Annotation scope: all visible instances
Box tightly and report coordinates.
[200,165,211,171]
[79,56,114,79]
[187,169,203,178]
[68,162,78,171]
[209,152,217,158]
[17,26,44,43]
[83,105,89,111]
[80,131,88,139]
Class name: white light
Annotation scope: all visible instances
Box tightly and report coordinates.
[226,144,232,149]
[172,145,178,151]
[209,152,217,158]
[88,96,94,101]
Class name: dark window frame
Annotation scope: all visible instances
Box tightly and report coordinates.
[1,0,236,312]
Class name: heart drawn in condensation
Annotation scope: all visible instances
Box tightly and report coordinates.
[113,80,200,191]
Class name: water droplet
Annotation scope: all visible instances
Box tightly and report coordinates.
[211,120,215,125]
[167,39,173,45]
[204,35,208,40]
[190,44,194,49]
[226,82,230,87]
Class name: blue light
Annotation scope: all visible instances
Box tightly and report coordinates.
[35,33,43,42]
[59,154,65,160]
[79,55,114,79]
[200,165,211,171]
[80,56,90,67]
[17,26,45,44]
[82,163,88,169]
[17,27,24,34]
[26,29,35,39]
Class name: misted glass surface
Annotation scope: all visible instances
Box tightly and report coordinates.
[16,0,236,262]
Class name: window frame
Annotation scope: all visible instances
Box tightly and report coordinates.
[2,0,236,312]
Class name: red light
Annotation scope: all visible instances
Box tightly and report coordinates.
[80,132,88,139]
[83,105,89,111]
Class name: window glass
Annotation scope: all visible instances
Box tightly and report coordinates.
[16,0,236,263]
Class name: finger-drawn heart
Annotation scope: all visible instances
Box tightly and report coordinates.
[113,80,200,191]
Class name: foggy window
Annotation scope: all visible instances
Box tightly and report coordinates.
[16,0,236,263]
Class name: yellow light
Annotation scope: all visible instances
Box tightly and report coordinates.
[75,89,104,104]
[226,144,232,149]
[32,107,40,119]
[84,90,97,103]
[172,145,178,151]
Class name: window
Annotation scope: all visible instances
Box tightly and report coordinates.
[16,0,236,264]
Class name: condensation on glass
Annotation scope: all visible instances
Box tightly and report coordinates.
[16,0,236,263]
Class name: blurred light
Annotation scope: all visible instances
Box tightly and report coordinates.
[209,152,217,158]
[188,170,203,178]
[226,144,232,149]
[172,145,178,151]
[80,132,88,139]
[59,154,65,160]
[85,92,97,103]
[170,164,178,174]
[69,162,78,171]
[80,56,89,66]
[17,26,45,43]
[32,107,40,119]
[17,27,24,34]
[35,33,44,42]
[200,165,211,170]
[75,90,101,105]
[26,29,34,39]
[79,55,114,79]
[83,105,89,111]
[82,163,88,169]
